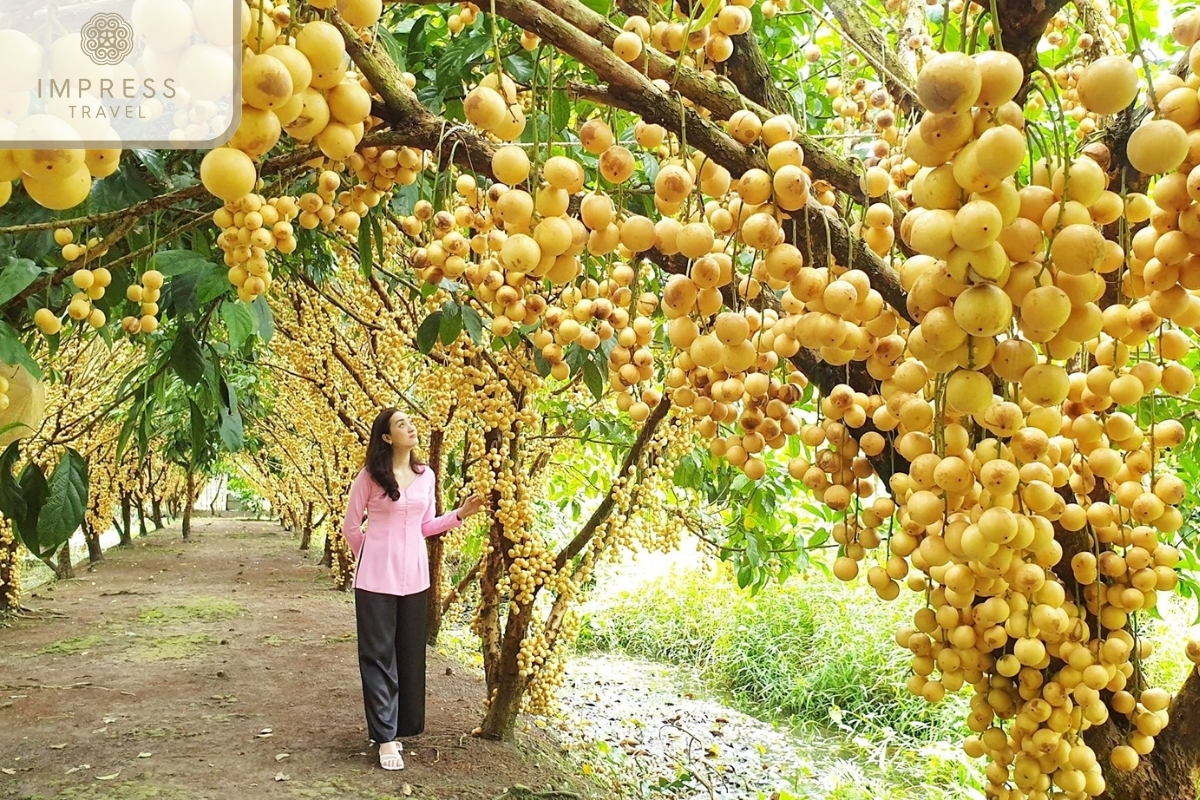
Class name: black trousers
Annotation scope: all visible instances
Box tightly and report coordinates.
[354,588,429,743]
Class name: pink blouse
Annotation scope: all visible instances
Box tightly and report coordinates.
[342,467,463,596]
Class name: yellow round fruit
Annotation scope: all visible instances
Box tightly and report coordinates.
[973,50,1023,108]
[464,86,507,130]
[327,80,372,125]
[613,31,643,62]
[954,283,1012,336]
[22,167,92,210]
[283,90,331,141]
[200,147,256,202]
[493,145,530,185]
[1077,56,1139,115]
[945,369,993,414]
[337,0,383,28]
[229,106,282,157]
[242,54,293,110]
[916,51,981,114]
[84,148,122,178]
[1127,119,1189,176]
[295,21,346,72]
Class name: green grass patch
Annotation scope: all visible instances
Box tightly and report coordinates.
[51,776,203,800]
[577,564,968,744]
[138,598,244,624]
[128,633,216,661]
[38,635,104,655]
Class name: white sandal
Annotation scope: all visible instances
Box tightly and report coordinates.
[379,741,404,771]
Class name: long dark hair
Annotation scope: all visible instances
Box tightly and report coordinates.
[365,407,428,501]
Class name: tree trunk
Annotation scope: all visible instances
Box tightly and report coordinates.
[299,502,313,550]
[119,493,133,547]
[1090,667,1200,800]
[479,597,536,740]
[320,530,333,568]
[56,545,74,580]
[83,518,103,564]
[425,426,447,646]
[0,534,20,614]
[151,498,165,529]
[138,497,149,538]
[182,469,195,541]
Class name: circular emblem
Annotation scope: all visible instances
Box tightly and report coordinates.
[80,13,135,66]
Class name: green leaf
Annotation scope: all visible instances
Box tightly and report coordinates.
[219,405,244,451]
[250,296,274,343]
[152,250,210,277]
[440,302,462,345]
[0,441,27,525]
[37,449,88,554]
[198,271,230,304]
[358,215,374,277]
[0,321,41,379]
[376,27,408,70]
[170,328,207,386]
[15,460,48,557]
[0,257,41,306]
[417,311,442,354]
[582,358,605,402]
[221,301,256,350]
[462,305,483,343]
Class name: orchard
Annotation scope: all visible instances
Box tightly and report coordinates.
[2,0,1200,797]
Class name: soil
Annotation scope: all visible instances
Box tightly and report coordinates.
[0,519,602,800]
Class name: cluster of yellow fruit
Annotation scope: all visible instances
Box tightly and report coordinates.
[463,73,528,141]
[201,3,377,204]
[215,193,303,302]
[448,2,481,34]
[0,135,121,212]
[55,229,112,265]
[768,44,1200,799]
[120,271,166,335]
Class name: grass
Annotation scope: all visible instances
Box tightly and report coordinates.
[575,561,984,800]
[127,633,216,661]
[578,563,968,744]
[137,598,244,624]
[38,635,104,655]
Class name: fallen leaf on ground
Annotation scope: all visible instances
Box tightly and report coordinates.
[256,728,273,738]
[137,752,152,759]
[97,772,119,780]
[402,783,412,796]
[49,744,66,750]
[2,768,15,775]
[274,772,289,781]
[274,753,289,762]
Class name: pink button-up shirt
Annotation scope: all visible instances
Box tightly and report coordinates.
[342,467,463,596]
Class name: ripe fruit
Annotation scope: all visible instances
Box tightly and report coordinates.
[200,148,257,202]
[1077,56,1139,115]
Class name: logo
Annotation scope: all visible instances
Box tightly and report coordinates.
[79,12,135,66]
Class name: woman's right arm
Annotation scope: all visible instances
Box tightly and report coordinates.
[342,471,370,558]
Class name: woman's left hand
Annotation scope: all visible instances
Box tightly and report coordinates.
[457,494,487,519]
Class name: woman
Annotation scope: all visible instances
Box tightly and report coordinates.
[343,407,486,771]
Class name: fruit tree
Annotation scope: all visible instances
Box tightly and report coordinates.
[4,0,1200,797]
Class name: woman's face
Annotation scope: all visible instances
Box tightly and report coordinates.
[385,412,418,449]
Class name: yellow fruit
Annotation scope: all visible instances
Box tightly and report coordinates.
[229,107,282,157]
[200,148,257,202]
[337,0,383,28]
[22,167,92,210]
[975,125,1025,178]
[327,81,372,125]
[954,283,1012,336]
[945,369,992,414]
[613,31,643,62]
[265,45,314,93]
[917,51,981,114]
[315,122,358,160]
[33,308,60,336]
[493,145,530,185]
[973,50,1023,108]
[1077,56,1139,115]
[282,90,331,142]
[464,86,507,130]
[0,364,45,447]
[1127,119,1189,175]
[295,21,346,72]
[599,146,636,184]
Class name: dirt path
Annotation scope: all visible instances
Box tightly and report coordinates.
[0,519,596,800]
